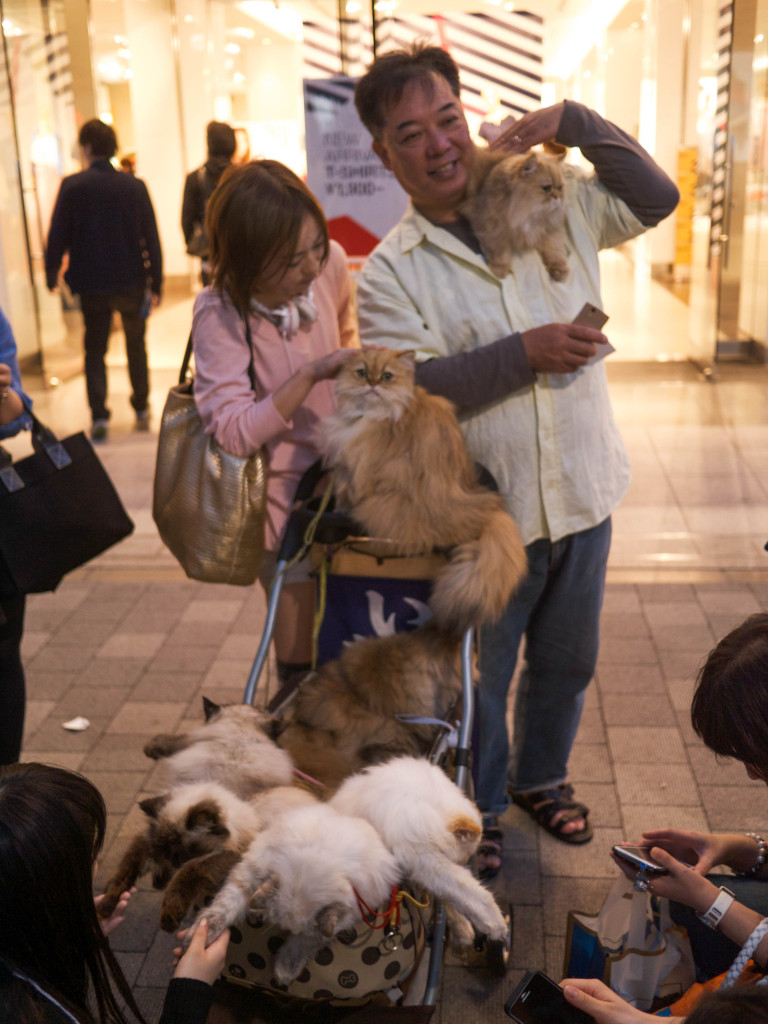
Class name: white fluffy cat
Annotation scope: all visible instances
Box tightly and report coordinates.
[329,756,507,943]
[193,802,400,986]
[144,696,294,799]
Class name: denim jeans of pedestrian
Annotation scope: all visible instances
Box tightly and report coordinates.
[474,517,612,816]
[80,289,149,421]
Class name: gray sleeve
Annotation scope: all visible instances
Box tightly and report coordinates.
[414,332,535,412]
[556,100,679,227]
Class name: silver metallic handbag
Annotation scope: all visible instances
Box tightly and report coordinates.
[152,320,267,585]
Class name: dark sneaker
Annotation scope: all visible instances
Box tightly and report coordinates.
[134,409,150,432]
[90,419,109,443]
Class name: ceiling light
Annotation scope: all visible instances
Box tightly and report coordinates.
[225,42,241,53]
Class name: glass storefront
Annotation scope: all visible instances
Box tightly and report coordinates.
[2,0,767,379]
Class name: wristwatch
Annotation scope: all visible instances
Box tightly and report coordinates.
[698,886,736,930]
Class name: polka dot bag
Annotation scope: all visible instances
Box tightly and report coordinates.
[223,884,427,1003]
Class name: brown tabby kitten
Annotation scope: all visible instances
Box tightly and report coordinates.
[319,349,527,636]
[459,145,569,281]
[276,623,464,787]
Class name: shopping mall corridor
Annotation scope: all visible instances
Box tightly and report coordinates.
[7,246,768,1021]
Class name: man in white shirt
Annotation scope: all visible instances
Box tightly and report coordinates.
[354,44,678,870]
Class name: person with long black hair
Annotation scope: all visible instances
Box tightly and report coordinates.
[0,762,229,1023]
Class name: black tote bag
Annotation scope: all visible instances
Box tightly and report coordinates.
[0,402,134,598]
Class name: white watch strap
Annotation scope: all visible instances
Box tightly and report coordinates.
[699,886,736,930]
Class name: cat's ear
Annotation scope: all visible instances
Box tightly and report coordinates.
[186,800,229,837]
[316,900,348,938]
[140,794,170,819]
[397,350,417,371]
[521,155,540,176]
[248,874,279,912]
[202,695,221,721]
[262,714,287,741]
[542,139,567,160]
[453,815,482,845]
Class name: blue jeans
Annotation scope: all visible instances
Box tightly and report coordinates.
[475,517,612,816]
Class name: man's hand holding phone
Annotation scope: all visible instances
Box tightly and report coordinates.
[520,303,612,374]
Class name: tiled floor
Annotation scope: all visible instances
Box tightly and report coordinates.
[10,250,768,1022]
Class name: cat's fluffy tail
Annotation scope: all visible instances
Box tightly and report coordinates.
[429,510,527,635]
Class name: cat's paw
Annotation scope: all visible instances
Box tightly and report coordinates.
[143,734,174,759]
[489,260,511,279]
[159,892,188,933]
[186,910,229,948]
[95,884,124,920]
[273,946,309,987]
[546,259,569,282]
[477,904,507,942]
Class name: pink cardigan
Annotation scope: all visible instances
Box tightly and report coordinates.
[192,240,358,550]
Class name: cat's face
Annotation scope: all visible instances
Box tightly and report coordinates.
[141,793,231,889]
[335,348,416,421]
[506,153,564,210]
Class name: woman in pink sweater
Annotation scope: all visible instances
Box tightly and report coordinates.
[193,160,358,686]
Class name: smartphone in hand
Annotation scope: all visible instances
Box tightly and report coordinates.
[572,302,614,365]
[612,844,669,876]
[505,969,593,1023]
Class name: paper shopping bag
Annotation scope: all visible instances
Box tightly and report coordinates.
[564,876,695,1011]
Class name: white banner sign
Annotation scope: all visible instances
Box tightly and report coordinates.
[304,76,408,257]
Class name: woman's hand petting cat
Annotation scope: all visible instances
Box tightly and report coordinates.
[305,347,358,384]
[561,978,682,1023]
[273,348,357,421]
[612,845,719,915]
[94,887,136,936]
[521,323,608,374]
[173,919,230,985]
[490,102,566,153]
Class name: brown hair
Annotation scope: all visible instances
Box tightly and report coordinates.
[686,987,768,1023]
[354,42,462,141]
[691,612,768,778]
[79,119,118,159]
[206,159,329,313]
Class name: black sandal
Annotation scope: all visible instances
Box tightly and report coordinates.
[476,826,504,880]
[510,783,593,845]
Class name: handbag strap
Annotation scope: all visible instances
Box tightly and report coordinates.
[183,314,257,394]
[0,397,72,493]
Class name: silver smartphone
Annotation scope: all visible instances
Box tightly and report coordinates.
[612,844,669,876]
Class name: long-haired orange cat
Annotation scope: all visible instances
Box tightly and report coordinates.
[319,348,527,636]
[460,146,569,281]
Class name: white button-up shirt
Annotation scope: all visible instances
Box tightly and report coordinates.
[356,164,645,546]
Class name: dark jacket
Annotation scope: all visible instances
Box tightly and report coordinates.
[44,160,163,297]
[180,156,232,257]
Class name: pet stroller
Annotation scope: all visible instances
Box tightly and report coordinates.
[226,461,511,1015]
